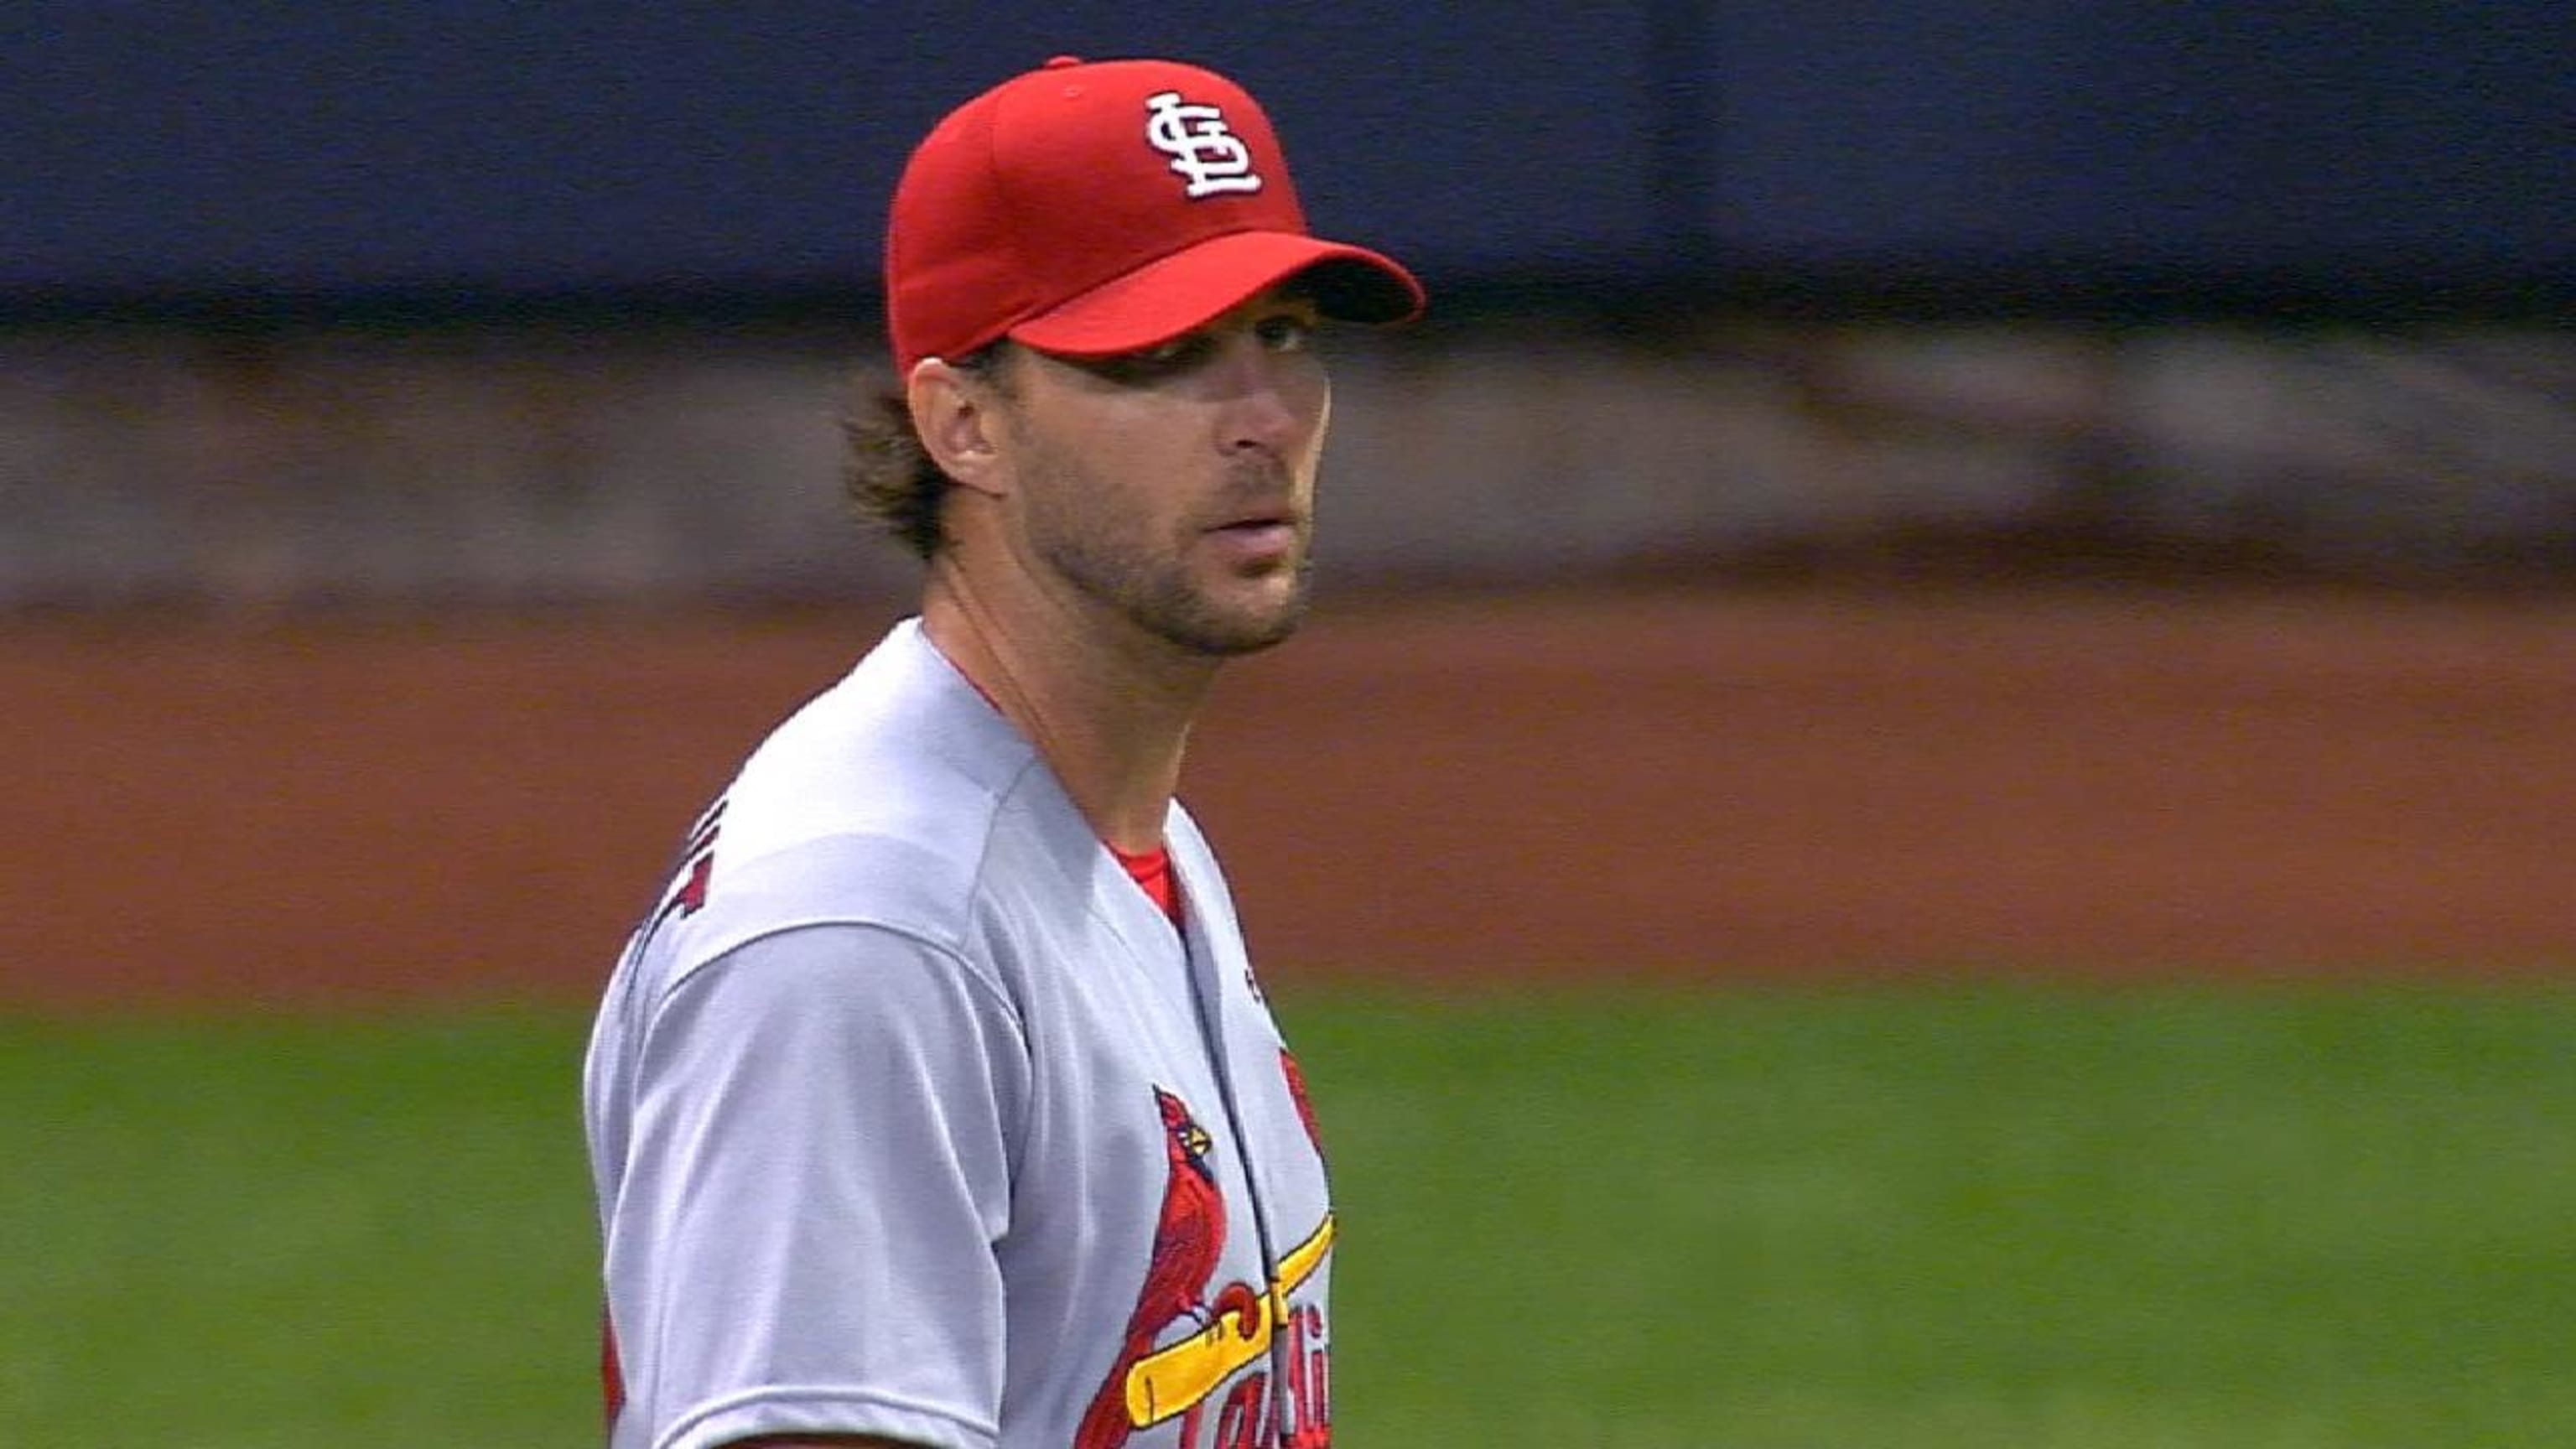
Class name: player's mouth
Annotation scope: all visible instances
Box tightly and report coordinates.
[1203,511,1304,569]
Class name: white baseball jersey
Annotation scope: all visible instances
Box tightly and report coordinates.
[583,618,1335,1449]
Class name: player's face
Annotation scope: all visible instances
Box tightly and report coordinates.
[995,288,1332,657]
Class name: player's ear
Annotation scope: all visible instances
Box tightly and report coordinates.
[908,356,1010,497]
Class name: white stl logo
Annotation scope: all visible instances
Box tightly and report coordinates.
[1143,91,1264,199]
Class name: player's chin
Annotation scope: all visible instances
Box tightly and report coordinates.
[1180,575,1312,657]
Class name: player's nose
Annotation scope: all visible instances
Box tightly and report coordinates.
[1217,344,1318,458]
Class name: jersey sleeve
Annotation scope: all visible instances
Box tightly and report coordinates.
[602,922,1029,1449]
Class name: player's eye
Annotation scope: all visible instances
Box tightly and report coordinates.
[1134,335,1207,367]
[1088,332,1214,384]
[1254,311,1316,352]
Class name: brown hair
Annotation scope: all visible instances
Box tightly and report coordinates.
[839,343,1009,561]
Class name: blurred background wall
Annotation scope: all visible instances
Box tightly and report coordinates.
[7,2,2572,610]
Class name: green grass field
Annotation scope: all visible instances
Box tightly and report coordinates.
[3,981,2572,1446]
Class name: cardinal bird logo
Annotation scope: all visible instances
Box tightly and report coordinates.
[1075,1088,1238,1448]
[1078,1084,1337,1446]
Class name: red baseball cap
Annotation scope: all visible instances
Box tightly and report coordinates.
[885,56,1426,377]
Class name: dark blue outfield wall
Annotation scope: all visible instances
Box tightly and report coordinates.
[7,2,2572,319]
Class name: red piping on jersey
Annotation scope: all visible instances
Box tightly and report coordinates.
[1110,843,1182,926]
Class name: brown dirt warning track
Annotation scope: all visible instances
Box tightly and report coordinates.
[4,587,2570,1009]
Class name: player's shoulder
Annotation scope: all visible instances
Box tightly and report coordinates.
[729,618,1031,842]
[647,618,1087,974]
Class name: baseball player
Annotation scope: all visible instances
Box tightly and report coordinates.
[582,55,1422,1449]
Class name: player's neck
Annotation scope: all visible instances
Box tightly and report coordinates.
[921,573,1212,854]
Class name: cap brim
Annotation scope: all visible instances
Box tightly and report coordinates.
[1007,231,1425,360]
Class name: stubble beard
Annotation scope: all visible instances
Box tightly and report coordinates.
[1040,514,1315,658]
[1026,457,1316,659]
